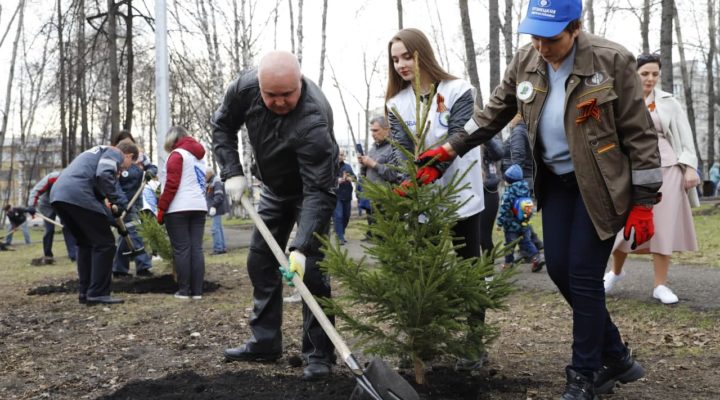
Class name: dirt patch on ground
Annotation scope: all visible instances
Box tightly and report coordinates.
[26,275,221,296]
[2,257,719,399]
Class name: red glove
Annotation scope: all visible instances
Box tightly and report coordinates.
[416,146,453,167]
[157,209,165,225]
[415,166,441,185]
[623,205,654,250]
[393,180,414,197]
[393,166,442,196]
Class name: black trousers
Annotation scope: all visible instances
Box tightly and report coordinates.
[165,211,206,296]
[53,202,116,298]
[453,211,482,259]
[479,187,500,255]
[244,190,335,365]
[541,171,626,375]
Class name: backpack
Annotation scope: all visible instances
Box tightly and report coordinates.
[512,197,534,226]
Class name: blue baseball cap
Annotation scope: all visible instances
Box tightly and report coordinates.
[518,0,582,38]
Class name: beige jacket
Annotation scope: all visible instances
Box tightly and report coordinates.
[448,32,662,240]
[654,88,700,207]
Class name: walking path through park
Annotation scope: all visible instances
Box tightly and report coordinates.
[221,222,720,312]
[28,209,715,311]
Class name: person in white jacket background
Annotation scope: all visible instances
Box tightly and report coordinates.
[604,53,700,305]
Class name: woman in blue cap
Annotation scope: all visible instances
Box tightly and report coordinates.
[414,0,660,398]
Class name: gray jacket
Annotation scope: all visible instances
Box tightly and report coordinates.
[50,146,129,216]
[362,139,395,184]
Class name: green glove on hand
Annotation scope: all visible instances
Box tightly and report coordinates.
[279,250,306,286]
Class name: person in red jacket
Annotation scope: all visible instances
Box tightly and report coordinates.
[157,126,208,300]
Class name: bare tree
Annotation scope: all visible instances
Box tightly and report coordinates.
[502,0,513,66]
[489,0,501,92]
[107,0,120,142]
[584,0,595,34]
[122,0,134,131]
[707,0,716,168]
[1,0,25,167]
[397,0,403,30]
[77,0,89,152]
[288,0,295,54]
[296,0,304,66]
[459,0,483,107]
[425,0,450,69]
[361,52,381,150]
[622,0,650,53]
[660,0,674,92]
[318,0,328,87]
[672,2,702,169]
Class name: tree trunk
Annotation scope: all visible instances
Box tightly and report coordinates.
[78,0,89,151]
[288,0,295,54]
[660,0,674,92]
[707,0,716,169]
[0,0,24,167]
[584,0,595,34]
[502,0,513,66]
[458,0,482,107]
[489,0,501,92]
[123,0,134,131]
[107,0,120,142]
[672,2,702,169]
[58,0,69,165]
[296,0,303,66]
[641,0,650,54]
[318,0,328,87]
[397,0,403,30]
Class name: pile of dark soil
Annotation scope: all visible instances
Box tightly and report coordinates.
[26,274,221,296]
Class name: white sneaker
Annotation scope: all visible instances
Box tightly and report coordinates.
[174,292,190,300]
[603,270,626,293]
[283,290,302,303]
[191,295,202,300]
[653,285,679,304]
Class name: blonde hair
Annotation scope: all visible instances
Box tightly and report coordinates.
[385,28,456,104]
[164,126,189,153]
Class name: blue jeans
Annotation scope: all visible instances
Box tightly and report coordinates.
[503,227,538,263]
[211,214,226,252]
[333,199,352,241]
[5,221,31,245]
[112,211,152,273]
[541,171,626,375]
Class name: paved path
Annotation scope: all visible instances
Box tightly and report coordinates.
[221,224,720,311]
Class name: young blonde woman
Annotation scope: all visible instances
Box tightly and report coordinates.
[604,53,699,304]
[385,28,486,369]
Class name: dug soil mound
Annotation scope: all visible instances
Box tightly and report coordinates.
[26,274,221,296]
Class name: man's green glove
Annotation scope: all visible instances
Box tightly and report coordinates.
[279,250,306,286]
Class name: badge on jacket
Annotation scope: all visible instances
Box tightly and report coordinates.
[517,81,535,103]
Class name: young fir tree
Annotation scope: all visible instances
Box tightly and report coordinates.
[319,54,513,385]
[137,212,174,269]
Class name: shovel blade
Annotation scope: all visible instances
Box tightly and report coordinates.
[349,358,419,400]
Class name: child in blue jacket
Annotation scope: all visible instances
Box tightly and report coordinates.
[497,164,545,272]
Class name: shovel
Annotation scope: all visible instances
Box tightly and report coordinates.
[239,194,419,400]
[113,172,147,258]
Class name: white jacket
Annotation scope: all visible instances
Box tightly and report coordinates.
[654,88,700,207]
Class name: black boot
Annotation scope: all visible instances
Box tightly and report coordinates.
[561,367,598,400]
[594,347,645,394]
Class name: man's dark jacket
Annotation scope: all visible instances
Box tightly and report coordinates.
[210,68,338,252]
